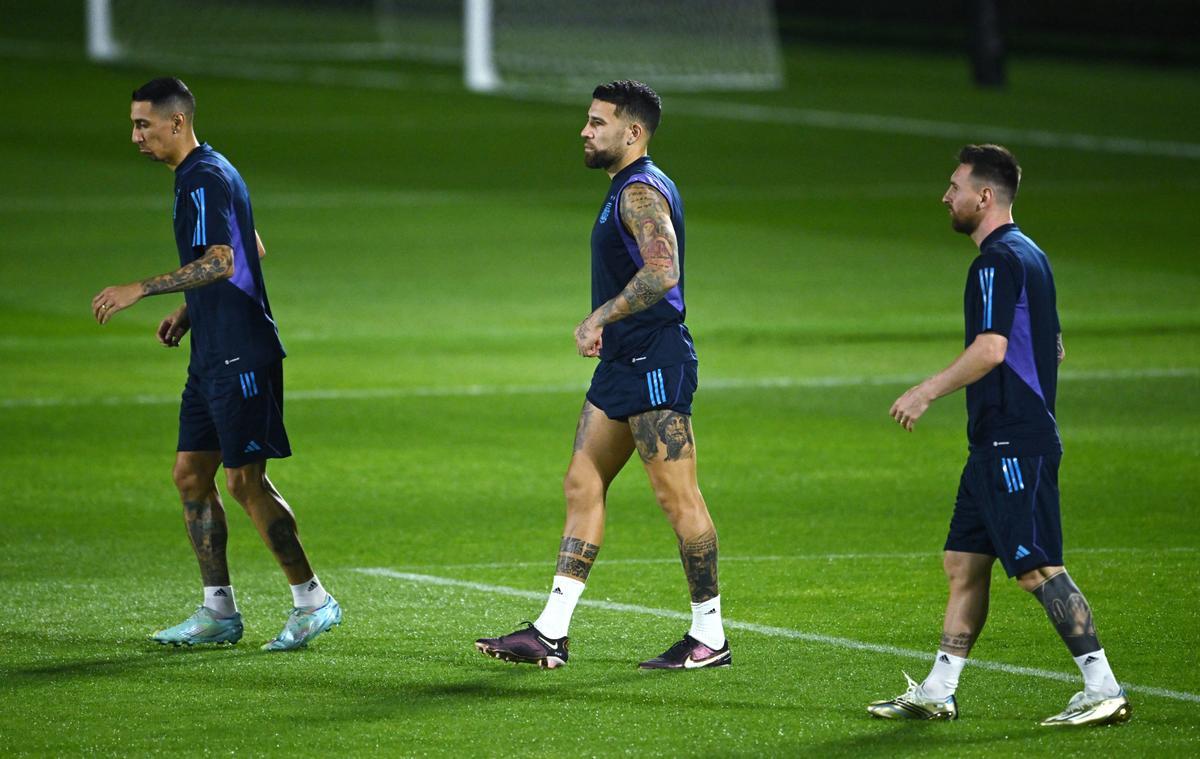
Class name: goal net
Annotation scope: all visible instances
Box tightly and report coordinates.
[88,0,783,93]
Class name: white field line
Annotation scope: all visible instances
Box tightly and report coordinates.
[375,546,1200,572]
[3,36,1191,162]
[355,567,1200,704]
[665,99,1200,161]
[1,367,1195,410]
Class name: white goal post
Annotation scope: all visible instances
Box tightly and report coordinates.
[86,0,784,94]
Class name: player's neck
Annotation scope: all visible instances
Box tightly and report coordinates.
[606,147,648,179]
[971,210,1015,247]
[167,135,203,172]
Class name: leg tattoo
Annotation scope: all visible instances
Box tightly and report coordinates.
[679,528,719,603]
[939,631,975,658]
[265,515,308,571]
[183,498,230,586]
[556,536,600,582]
[573,403,595,453]
[630,410,694,462]
[1034,571,1101,657]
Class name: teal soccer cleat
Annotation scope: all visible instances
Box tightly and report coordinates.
[152,606,244,646]
[262,595,342,651]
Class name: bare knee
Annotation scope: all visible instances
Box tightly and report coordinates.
[1016,565,1065,593]
[225,466,266,505]
[173,461,212,501]
[943,553,991,591]
[563,463,606,514]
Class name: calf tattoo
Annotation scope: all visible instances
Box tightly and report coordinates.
[680,529,719,602]
[183,499,230,586]
[939,631,975,657]
[1034,571,1101,657]
[556,536,600,581]
[630,410,694,462]
[266,516,308,569]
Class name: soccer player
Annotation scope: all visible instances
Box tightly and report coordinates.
[475,81,729,670]
[867,145,1130,726]
[91,77,341,651]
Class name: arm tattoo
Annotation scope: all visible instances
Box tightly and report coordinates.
[183,498,230,586]
[679,529,719,602]
[592,183,680,327]
[630,410,695,462]
[140,244,234,296]
[555,536,600,582]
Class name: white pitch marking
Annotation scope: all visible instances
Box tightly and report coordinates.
[1,367,1195,410]
[4,34,1190,162]
[355,567,1200,704]
[368,545,1200,572]
[664,99,1200,161]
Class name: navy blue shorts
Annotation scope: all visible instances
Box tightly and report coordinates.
[945,454,1064,577]
[177,360,291,469]
[586,360,697,421]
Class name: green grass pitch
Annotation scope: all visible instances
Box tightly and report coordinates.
[1,25,1199,758]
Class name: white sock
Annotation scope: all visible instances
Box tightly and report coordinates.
[532,575,585,639]
[688,595,726,649]
[290,576,329,609]
[203,585,238,618]
[1075,648,1120,696]
[921,650,967,699]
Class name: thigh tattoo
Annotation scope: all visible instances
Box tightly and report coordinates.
[630,410,694,462]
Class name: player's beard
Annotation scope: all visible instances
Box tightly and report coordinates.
[584,145,622,170]
[949,207,980,235]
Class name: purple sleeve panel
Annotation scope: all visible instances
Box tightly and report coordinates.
[614,174,685,314]
[1004,286,1046,402]
[227,213,260,301]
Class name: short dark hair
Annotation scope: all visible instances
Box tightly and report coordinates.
[131,77,195,118]
[958,144,1020,202]
[592,80,662,135]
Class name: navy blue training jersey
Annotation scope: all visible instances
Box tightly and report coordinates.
[172,144,284,377]
[964,223,1062,459]
[590,156,697,369]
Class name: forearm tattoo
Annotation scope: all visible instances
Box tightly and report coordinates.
[265,515,308,570]
[141,244,233,296]
[1034,571,1101,657]
[939,631,976,657]
[183,499,230,586]
[680,529,719,603]
[630,410,695,462]
[556,536,600,582]
[591,183,680,325]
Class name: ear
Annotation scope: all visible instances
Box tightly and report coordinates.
[172,112,186,134]
[626,122,643,146]
[977,186,993,210]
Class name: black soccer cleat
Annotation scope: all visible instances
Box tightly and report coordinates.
[638,633,731,670]
[474,622,568,669]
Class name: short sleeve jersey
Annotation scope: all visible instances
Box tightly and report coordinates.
[964,223,1062,459]
[172,144,284,377]
[590,156,697,370]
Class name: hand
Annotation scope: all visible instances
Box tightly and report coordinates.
[156,305,190,347]
[91,283,143,325]
[890,384,933,432]
[574,314,603,357]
